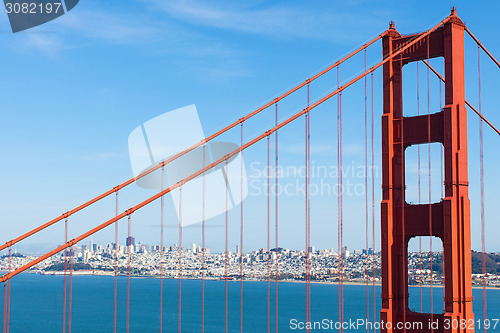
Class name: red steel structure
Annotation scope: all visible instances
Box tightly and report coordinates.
[381,9,473,333]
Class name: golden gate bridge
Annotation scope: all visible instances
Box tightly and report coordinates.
[1,8,499,333]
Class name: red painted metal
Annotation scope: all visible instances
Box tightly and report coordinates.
[305,83,311,333]
[365,48,370,332]
[113,191,119,333]
[371,72,376,333]
[178,187,183,333]
[3,283,6,333]
[126,215,131,333]
[159,167,165,333]
[337,66,344,333]
[274,102,279,333]
[267,135,271,333]
[63,219,68,333]
[202,145,207,333]
[224,162,229,333]
[380,9,474,333]
[421,60,500,136]
[239,125,243,333]
[68,246,73,333]
[465,26,500,68]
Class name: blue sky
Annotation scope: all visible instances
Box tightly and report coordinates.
[0,0,498,255]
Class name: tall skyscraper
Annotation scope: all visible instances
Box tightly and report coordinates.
[126,236,135,247]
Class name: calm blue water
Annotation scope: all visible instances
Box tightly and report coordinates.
[1,274,499,332]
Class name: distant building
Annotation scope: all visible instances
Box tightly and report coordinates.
[126,236,135,247]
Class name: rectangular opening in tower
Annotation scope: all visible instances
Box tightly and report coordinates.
[402,60,444,117]
[407,236,444,314]
[404,142,444,204]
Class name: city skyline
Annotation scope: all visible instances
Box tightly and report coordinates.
[0,1,498,255]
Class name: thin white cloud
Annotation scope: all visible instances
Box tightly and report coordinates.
[144,0,387,42]
[56,10,165,44]
[14,32,64,58]
[10,4,250,80]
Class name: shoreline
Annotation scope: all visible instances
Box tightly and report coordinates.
[32,271,500,289]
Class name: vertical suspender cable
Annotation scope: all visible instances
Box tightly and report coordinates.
[337,65,344,333]
[114,191,119,333]
[275,102,279,333]
[439,78,445,312]
[3,280,6,333]
[417,61,423,314]
[5,250,11,333]
[426,39,434,324]
[340,91,344,330]
[478,46,487,333]
[68,243,73,333]
[126,215,131,333]
[178,187,183,333]
[364,48,370,332]
[63,218,68,333]
[202,145,207,333]
[305,87,309,333]
[160,167,165,333]
[305,83,311,333]
[371,72,376,333]
[224,160,229,333]
[66,227,74,333]
[439,80,443,199]
[239,125,244,333]
[267,135,271,333]
[400,55,406,333]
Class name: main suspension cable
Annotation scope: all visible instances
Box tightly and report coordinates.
[421,60,500,136]
[465,26,500,69]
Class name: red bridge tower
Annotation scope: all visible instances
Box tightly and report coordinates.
[380,9,474,333]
